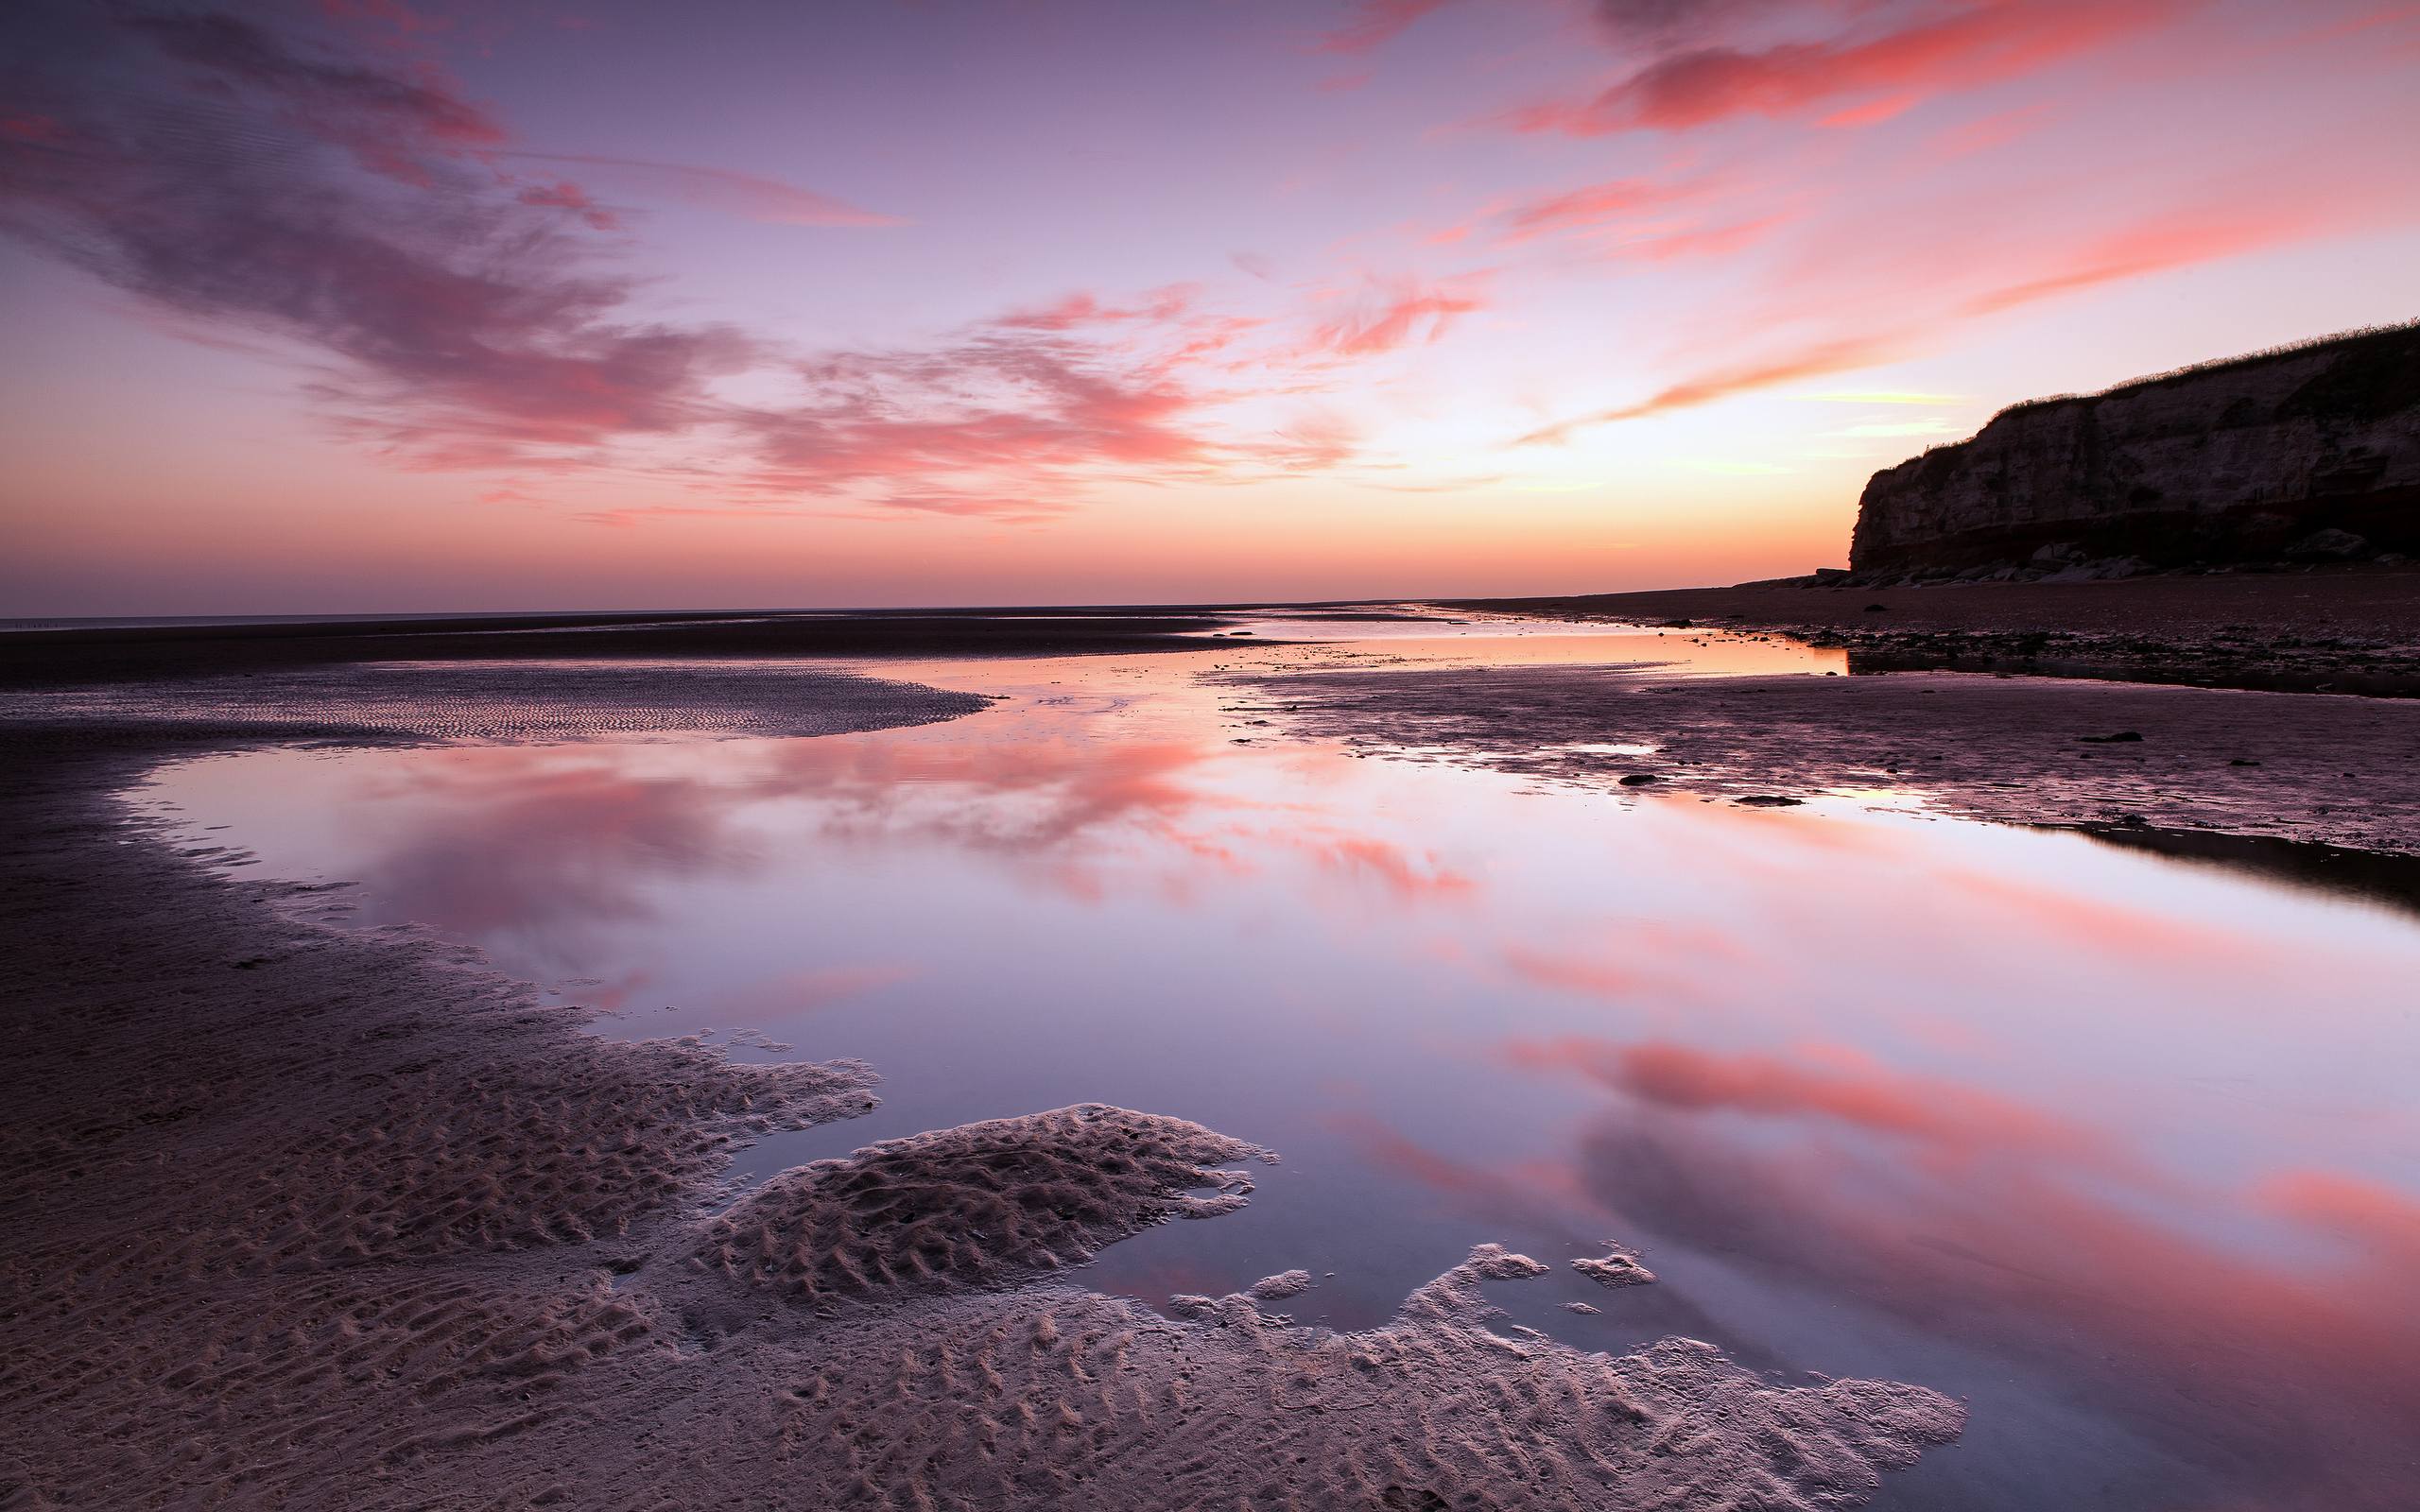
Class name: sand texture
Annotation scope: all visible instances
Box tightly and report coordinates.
[0,729,1963,1508]
[698,1105,1267,1302]
[1574,1251,1657,1288]
[1248,1269,1314,1300]
[1,660,987,745]
[1454,568,2420,696]
[0,610,1243,689]
[1236,662,2420,858]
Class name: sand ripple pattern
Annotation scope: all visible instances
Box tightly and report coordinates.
[2,660,987,745]
[1235,662,2420,857]
[699,1105,1265,1300]
[1,735,1962,1509]
[607,1244,1962,1512]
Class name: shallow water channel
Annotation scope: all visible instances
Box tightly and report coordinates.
[138,612,2420,1511]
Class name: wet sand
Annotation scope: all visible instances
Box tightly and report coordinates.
[14,592,2414,1505]
[1235,662,2420,857]
[1454,567,2420,695]
[0,608,1254,689]
[0,681,1962,1506]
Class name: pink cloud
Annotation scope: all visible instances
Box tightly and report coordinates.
[0,11,1340,521]
[134,9,505,178]
[1619,213,1791,261]
[1513,0,2186,135]
[731,330,1228,516]
[3,7,762,473]
[1305,274,1488,356]
[995,285,1199,331]
[499,151,906,228]
[1519,332,1904,440]
[514,177,620,231]
[1495,176,1693,244]
[1924,98,2056,158]
[1315,0,1461,55]
[1955,205,2321,315]
[1514,180,2372,442]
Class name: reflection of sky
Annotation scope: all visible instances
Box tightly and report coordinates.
[141,631,2420,1510]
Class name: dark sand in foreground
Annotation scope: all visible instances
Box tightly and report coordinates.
[0,665,1962,1509]
[11,592,2415,1506]
[1455,567,2420,694]
[1233,663,2420,860]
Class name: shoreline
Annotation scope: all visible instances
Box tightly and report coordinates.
[0,694,1963,1508]
[1445,567,2420,696]
[1236,662,2420,861]
[0,609,1258,691]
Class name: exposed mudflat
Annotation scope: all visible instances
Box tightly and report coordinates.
[699,1105,1269,1302]
[0,713,1962,1507]
[1235,662,2420,856]
[0,609,1249,689]
[2,660,989,746]
[1455,568,2420,695]
[1574,1251,1656,1289]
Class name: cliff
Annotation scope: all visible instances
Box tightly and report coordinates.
[1849,323,2420,580]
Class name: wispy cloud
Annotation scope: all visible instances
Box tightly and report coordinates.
[995,285,1199,331]
[1302,273,1489,357]
[499,151,905,228]
[0,5,1369,524]
[2,6,755,471]
[731,329,1224,519]
[1511,0,2186,135]
[1515,182,2373,444]
[1495,176,1694,244]
[1314,0,1461,55]
[1520,334,1904,442]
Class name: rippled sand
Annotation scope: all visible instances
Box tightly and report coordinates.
[1,703,1962,1508]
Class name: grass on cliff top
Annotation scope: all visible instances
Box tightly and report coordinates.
[1903,318,2420,462]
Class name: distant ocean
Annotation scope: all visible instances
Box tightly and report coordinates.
[0,611,771,633]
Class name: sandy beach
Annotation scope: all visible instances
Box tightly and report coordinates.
[1236,660,2420,860]
[0,654,1966,1509]
[1453,568,2420,696]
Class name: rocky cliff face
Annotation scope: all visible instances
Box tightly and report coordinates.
[1850,324,2420,580]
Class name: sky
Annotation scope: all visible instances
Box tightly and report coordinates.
[2,0,2415,614]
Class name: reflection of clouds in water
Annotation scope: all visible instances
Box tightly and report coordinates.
[762,735,1214,854]
[711,962,920,1017]
[144,644,2420,1506]
[1487,1035,2420,1511]
[758,733,1480,909]
[1506,1038,2123,1172]
[1292,830,1474,899]
[353,749,755,966]
[1498,919,1753,1009]
[1322,1108,1597,1244]
[1336,1029,2420,1504]
[335,728,1485,959]
[1322,1108,1748,1353]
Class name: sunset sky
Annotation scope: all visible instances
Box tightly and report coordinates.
[4,0,2415,614]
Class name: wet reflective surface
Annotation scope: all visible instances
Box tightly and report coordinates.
[140,616,2420,1511]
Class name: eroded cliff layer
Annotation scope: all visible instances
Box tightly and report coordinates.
[1850,324,2420,576]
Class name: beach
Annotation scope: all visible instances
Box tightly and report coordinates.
[7,603,2419,1508]
[0,632,1968,1510]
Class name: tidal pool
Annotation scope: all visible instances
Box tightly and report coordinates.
[138,615,2420,1512]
